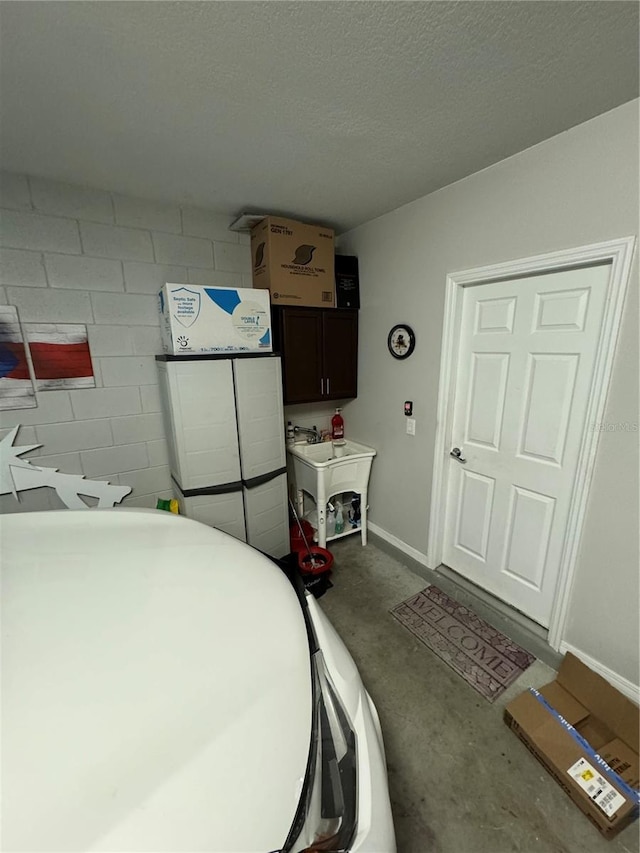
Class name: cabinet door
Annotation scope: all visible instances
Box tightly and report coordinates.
[244,473,289,559]
[234,357,286,479]
[280,308,323,404]
[323,310,358,400]
[162,359,241,490]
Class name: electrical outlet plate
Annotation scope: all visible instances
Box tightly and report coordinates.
[406,418,416,436]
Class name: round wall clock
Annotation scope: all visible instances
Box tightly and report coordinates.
[388,324,416,360]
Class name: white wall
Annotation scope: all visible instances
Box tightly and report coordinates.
[0,174,252,511]
[284,401,345,439]
[339,100,639,687]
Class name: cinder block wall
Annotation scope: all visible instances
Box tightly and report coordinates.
[0,172,252,512]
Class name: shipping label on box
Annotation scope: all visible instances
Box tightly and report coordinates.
[567,757,627,818]
[251,216,335,308]
[158,284,272,355]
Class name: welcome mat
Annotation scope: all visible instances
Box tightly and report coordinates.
[391,585,535,702]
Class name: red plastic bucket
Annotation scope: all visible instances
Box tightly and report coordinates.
[290,520,315,554]
[298,546,334,575]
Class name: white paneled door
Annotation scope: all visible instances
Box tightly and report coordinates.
[442,265,611,626]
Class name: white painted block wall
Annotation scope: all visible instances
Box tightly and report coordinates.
[0,173,253,512]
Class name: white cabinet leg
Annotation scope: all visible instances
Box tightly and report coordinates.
[317,502,326,549]
[360,490,368,546]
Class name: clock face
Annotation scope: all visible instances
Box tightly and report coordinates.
[388,324,415,359]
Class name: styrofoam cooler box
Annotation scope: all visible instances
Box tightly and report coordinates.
[244,473,289,559]
[177,490,247,543]
[158,284,272,355]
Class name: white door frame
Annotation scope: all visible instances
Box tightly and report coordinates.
[427,237,636,650]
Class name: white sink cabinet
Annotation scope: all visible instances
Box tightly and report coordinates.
[287,440,376,548]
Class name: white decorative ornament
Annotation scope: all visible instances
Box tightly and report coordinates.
[0,426,132,509]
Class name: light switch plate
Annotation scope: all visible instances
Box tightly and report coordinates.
[406,418,416,436]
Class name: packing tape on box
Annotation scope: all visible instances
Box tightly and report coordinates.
[529,688,640,807]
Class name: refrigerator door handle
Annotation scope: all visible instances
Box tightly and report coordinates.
[321,377,324,395]
[326,377,330,395]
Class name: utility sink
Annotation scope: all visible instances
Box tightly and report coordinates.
[288,439,375,467]
[287,440,376,548]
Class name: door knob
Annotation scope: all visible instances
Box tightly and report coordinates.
[450,447,467,463]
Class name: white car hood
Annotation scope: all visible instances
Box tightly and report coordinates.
[2,510,312,852]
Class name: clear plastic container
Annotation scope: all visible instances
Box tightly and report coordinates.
[326,506,336,537]
[286,421,295,446]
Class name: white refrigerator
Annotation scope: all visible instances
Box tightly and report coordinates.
[156,354,289,558]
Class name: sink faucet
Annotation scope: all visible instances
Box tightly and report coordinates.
[293,425,322,444]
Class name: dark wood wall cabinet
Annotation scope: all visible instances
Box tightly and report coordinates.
[272,307,358,405]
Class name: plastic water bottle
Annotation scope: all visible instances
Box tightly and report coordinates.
[326,505,336,537]
[286,421,295,446]
[349,494,361,528]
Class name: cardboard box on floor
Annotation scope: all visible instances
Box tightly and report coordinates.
[504,653,639,839]
[251,216,335,308]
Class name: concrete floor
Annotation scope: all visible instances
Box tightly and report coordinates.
[319,536,640,853]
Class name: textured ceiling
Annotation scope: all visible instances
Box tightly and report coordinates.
[0,1,638,233]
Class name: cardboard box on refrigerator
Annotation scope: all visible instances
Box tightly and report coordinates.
[251,216,335,307]
[504,652,639,839]
[158,283,272,355]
